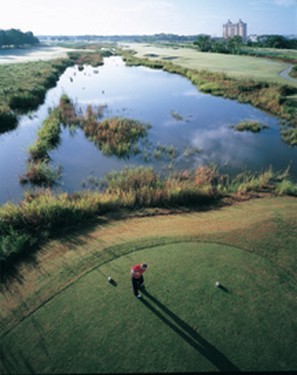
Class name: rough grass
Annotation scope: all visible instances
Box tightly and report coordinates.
[0,196,296,373]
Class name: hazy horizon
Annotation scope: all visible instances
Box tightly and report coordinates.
[1,0,296,37]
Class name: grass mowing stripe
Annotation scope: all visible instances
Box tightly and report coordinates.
[1,242,296,373]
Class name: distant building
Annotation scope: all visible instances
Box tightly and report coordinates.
[223,19,247,41]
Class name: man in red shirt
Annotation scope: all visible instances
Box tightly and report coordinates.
[131,263,148,298]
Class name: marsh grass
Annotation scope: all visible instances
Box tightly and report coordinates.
[21,106,63,186]
[1,164,296,271]
[67,51,104,68]
[19,161,62,186]
[281,125,297,146]
[0,50,106,133]
[0,59,71,118]
[84,116,151,158]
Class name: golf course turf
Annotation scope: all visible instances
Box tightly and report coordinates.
[1,196,297,373]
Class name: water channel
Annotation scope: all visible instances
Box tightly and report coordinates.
[0,56,296,204]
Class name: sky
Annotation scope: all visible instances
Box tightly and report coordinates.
[1,0,296,36]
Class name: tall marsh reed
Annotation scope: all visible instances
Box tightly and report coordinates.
[1,165,296,273]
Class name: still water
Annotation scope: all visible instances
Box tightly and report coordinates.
[0,56,296,204]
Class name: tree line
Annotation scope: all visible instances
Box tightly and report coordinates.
[194,34,297,54]
[0,28,40,48]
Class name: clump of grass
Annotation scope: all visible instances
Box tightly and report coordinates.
[57,94,81,127]
[281,126,297,146]
[21,105,63,186]
[68,51,104,68]
[26,108,61,162]
[84,116,151,158]
[183,146,202,158]
[170,110,184,121]
[226,167,278,195]
[19,161,62,187]
[276,179,297,196]
[152,144,178,162]
[231,120,269,133]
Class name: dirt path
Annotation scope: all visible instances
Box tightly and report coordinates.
[0,196,296,335]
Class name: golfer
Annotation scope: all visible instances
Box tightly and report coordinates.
[131,263,148,298]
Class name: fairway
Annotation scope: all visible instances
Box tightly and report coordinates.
[1,241,297,373]
[125,43,297,86]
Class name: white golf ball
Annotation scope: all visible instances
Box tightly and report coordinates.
[108,276,112,281]
[216,281,220,287]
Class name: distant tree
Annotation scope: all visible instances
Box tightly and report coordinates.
[211,39,228,53]
[23,31,39,45]
[194,35,212,52]
[0,28,39,48]
[226,36,243,54]
[256,35,292,49]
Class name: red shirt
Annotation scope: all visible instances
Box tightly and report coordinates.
[131,264,146,279]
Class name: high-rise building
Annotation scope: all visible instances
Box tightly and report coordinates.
[223,19,247,41]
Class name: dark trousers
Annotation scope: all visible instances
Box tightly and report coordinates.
[132,275,144,296]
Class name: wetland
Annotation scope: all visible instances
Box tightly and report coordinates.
[0,55,296,204]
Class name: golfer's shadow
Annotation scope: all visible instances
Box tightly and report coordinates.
[108,278,117,287]
[218,284,230,293]
[140,290,240,373]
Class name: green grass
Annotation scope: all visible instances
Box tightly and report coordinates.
[125,43,297,86]
[1,236,296,373]
[241,47,297,64]
[1,196,296,373]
